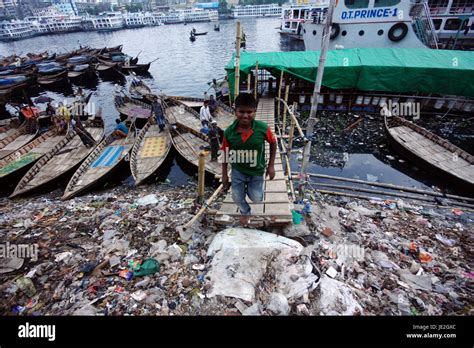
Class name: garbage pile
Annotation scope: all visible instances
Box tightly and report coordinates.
[0,181,472,316]
[289,193,473,315]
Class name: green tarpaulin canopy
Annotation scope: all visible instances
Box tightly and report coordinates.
[225,48,474,99]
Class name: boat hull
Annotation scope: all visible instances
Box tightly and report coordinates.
[384,116,474,195]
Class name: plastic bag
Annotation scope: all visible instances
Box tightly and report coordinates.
[133,259,160,277]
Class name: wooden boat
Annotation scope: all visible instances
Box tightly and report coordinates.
[62,121,136,199]
[121,62,151,75]
[194,32,207,36]
[11,113,105,198]
[214,25,220,32]
[98,55,138,65]
[0,120,38,160]
[165,95,235,130]
[115,95,152,119]
[385,115,474,194]
[129,79,153,98]
[101,45,123,53]
[67,64,95,79]
[37,69,68,87]
[163,99,220,177]
[94,61,121,75]
[130,116,172,185]
[0,129,65,187]
[0,75,32,90]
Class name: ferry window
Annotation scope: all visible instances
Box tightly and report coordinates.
[432,19,442,30]
[344,0,369,9]
[359,30,365,36]
[285,22,290,28]
[313,30,317,35]
[450,0,474,14]
[374,0,400,6]
[342,30,347,36]
[444,18,461,30]
[377,29,384,35]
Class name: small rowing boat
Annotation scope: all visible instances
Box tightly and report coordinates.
[385,115,474,194]
[11,112,105,198]
[115,95,152,119]
[62,120,136,199]
[164,99,220,178]
[130,114,172,185]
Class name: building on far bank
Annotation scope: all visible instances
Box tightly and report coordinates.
[51,0,78,15]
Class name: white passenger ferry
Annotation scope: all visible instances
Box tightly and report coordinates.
[302,0,473,50]
[89,12,124,31]
[0,20,35,41]
[183,8,219,22]
[280,0,329,40]
[28,15,84,35]
[162,8,218,24]
[231,4,283,18]
[428,0,474,49]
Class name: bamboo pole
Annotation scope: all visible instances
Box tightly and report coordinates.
[287,117,296,156]
[298,139,311,201]
[247,73,251,93]
[197,151,206,204]
[277,70,284,119]
[276,125,295,201]
[311,182,474,209]
[234,21,242,101]
[293,172,474,203]
[184,184,224,229]
[312,189,474,213]
[276,98,305,138]
[282,82,290,133]
[307,0,336,136]
[254,60,259,99]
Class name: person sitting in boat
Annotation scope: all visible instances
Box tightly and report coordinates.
[124,57,131,68]
[57,102,71,123]
[209,94,218,114]
[200,100,213,129]
[52,111,67,135]
[46,101,56,116]
[151,96,166,132]
[111,118,129,138]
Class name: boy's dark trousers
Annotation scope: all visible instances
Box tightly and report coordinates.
[210,138,219,160]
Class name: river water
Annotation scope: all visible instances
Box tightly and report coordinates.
[0,18,472,195]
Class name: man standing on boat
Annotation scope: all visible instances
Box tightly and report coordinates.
[221,93,276,226]
[200,100,213,129]
[209,120,220,162]
[151,96,166,132]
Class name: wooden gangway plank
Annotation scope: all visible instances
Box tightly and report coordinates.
[214,97,292,226]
